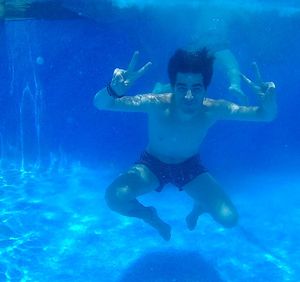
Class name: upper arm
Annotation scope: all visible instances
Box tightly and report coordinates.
[213,99,264,122]
[111,94,165,113]
[94,88,168,113]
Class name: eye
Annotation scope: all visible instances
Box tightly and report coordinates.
[176,86,188,92]
[192,86,204,93]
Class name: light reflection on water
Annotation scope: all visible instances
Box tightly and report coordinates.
[0,164,298,281]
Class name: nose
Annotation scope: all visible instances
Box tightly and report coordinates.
[185,89,193,100]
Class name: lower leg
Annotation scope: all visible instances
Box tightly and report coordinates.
[186,203,205,231]
[109,198,171,241]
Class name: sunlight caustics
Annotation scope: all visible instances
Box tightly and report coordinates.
[0,1,298,281]
[5,21,43,172]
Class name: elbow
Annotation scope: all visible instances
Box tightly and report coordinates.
[268,111,277,122]
[93,90,113,110]
[264,98,278,122]
[264,114,276,122]
[93,95,102,110]
[257,103,277,122]
[267,104,278,121]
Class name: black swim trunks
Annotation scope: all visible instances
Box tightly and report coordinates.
[135,151,207,192]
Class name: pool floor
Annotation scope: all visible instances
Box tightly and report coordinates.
[0,165,298,281]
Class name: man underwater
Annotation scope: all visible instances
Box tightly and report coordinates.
[94,49,276,240]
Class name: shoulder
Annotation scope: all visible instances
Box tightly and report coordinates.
[148,93,172,114]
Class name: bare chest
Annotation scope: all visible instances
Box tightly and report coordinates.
[147,109,212,155]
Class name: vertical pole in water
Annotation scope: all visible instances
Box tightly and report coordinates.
[5,20,43,173]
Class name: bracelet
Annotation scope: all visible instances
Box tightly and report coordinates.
[107,83,124,98]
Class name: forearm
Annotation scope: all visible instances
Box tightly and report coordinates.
[222,88,277,122]
[240,93,277,122]
[93,85,123,110]
[93,52,152,112]
[257,91,277,121]
[93,87,112,110]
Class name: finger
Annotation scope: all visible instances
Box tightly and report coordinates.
[241,73,262,94]
[241,73,255,87]
[113,68,125,83]
[265,82,276,95]
[252,62,262,84]
[267,81,275,88]
[125,62,152,85]
[136,61,152,78]
[127,51,139,73]
[113,68,123,76]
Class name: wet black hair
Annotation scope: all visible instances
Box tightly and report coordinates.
[168,48,214,89]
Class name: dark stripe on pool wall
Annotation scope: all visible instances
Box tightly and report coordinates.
[1,0,84,20]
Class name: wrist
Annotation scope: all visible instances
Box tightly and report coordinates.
[106,83,124,98]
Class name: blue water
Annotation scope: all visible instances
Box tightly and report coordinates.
[1,167,298,281]
[0,1,300,281]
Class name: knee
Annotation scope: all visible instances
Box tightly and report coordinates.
[213,204,239,228]
[220,210,239,228]
[105,183,134,211]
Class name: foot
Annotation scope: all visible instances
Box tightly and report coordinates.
[143,207,171,241]
[186,212,199,231]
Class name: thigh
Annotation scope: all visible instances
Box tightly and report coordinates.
[108,164,160,199]
[183,172,236,215]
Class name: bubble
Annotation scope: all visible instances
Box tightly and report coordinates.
[36,56,44,65]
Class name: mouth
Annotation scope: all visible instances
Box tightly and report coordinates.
[183,101,195,107]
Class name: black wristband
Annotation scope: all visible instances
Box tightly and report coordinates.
[107,83,124,98]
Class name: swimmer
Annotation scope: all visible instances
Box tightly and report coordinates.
[94,49,276,240]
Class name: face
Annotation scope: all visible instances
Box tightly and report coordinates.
[173,72,205,114]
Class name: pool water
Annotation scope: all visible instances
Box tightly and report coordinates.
[0,165,298,281]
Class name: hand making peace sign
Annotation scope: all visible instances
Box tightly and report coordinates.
[110,51,152,96]
[242,62,276,102]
